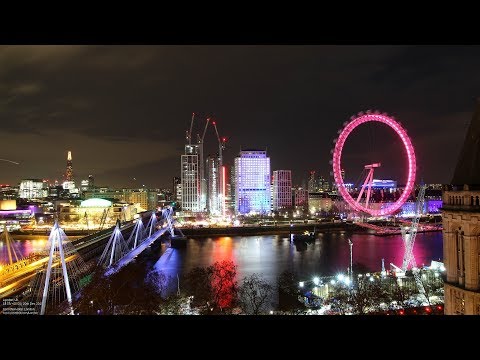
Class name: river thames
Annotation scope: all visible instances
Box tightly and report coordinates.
[1,230,443,286]
[151,230,443,286]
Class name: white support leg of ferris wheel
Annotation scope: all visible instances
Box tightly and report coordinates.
[356,163,380,210]
[364,170,375,209]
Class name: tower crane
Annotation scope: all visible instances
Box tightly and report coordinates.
[186,112,196,145]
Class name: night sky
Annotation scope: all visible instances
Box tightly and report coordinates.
[0,45,478,189]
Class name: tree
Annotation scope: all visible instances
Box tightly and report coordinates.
[329,284,351,315]
[277,270,306,314]
[348,276,388,314]
[390,276,415,307]
[417,270,443,306]
[184,266,213,311]
[239,273,274,315]
[74,263,167,315]
[184,260,238,314]
[210,260,238,312]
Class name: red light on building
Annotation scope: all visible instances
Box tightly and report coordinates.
[222,166,226,218]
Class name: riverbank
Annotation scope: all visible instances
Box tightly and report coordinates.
[180,222,356,237]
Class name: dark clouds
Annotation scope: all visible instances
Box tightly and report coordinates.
[0,45,478,188]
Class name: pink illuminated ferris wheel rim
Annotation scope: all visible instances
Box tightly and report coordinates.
[332,111,416,216]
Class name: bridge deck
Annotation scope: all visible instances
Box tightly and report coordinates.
[105,228,166,276]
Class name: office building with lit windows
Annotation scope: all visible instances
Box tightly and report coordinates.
[19,179,47,199]
[272,170,292,211]
[234,150,271,214]
[181,144,201,212]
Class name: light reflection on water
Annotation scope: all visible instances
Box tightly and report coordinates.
[0,239,47,263]
[152,231,443,285]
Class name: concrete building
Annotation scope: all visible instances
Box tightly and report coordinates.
[293,187,308,208]
[442,99,480,315]
[308,192,333,214]
[272,170,292,211]
[308,171,317,193]
[172,177,181,206]
[234,150,271,214]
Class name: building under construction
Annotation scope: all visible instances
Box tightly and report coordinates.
[180,113,226,215]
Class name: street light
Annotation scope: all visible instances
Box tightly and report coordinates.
[313,277,320,286]
[348,238,353,281]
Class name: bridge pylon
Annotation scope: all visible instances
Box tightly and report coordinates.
[145,212,158,238]
[127,218,146,249]
[98,220,129,268]
[29,221,88,315]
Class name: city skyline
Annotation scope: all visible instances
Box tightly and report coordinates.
[0,45,479,188]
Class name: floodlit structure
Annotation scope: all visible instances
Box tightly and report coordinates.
[234,150,271,214]
[442,99,480,315]
[332,111,416,216]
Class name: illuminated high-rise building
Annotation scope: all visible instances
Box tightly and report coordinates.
[181,144,201,212]
[65,151,73,181]
[88,174,94,189]
[272,170,292,211]
[206,154,221,215]
[308,171,317,193]
[234,150,271,214]
[172,176,181,207]
[442,99,480,315]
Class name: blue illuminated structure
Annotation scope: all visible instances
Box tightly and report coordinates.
[234,150,271,214]
[371,179,397,189]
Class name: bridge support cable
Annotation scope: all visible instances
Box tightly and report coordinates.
[145,212,158,238]
[29,221,88,315]
[0,225,21,265]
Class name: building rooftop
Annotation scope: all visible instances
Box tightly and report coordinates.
[451,98,480,186]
